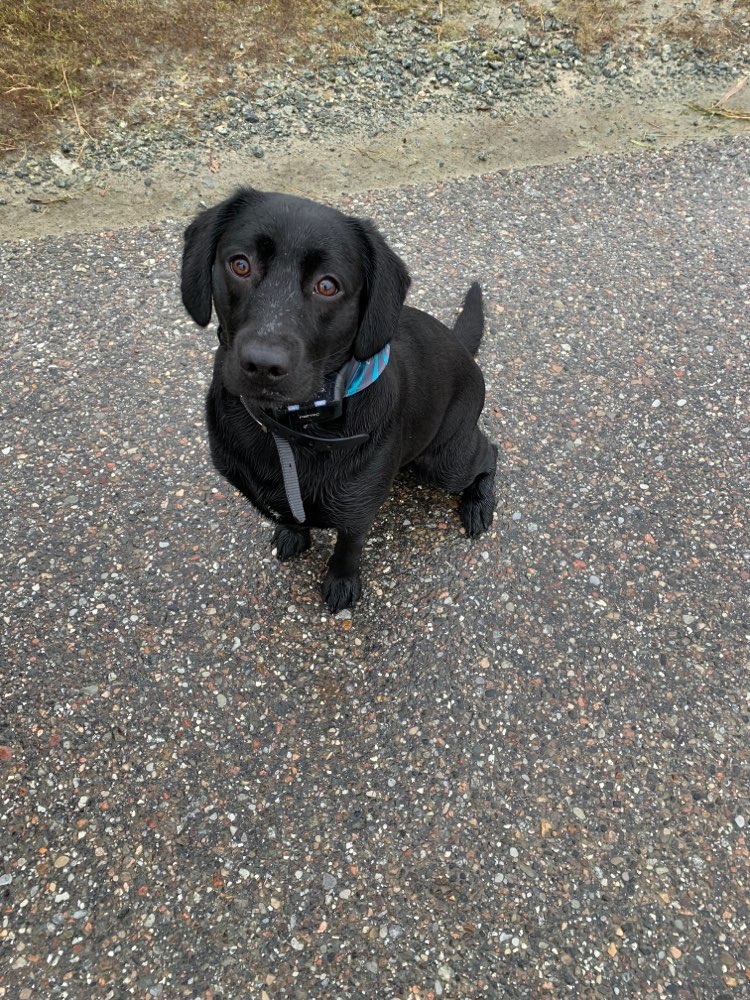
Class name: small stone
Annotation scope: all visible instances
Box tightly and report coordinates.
[735,815,746,829]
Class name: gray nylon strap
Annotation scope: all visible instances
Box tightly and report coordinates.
[272,434,306,524]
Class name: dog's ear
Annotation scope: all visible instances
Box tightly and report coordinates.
[350,218,411,361]
[181,187,261,327]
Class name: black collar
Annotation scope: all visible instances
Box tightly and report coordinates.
[239,396,369,453]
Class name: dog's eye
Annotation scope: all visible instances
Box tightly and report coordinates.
[229,256,252,277]
[314,276,340,298]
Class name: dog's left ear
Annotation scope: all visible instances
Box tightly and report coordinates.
[181,187,261,327]
[350,218,411,361]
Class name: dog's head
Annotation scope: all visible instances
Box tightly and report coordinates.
[181,188,411,404]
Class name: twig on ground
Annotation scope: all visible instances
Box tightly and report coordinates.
[27,195,73,205]
[62,67,93,138]
[689,76,750,120]
[716,76,748,108]
[688,102,750,120]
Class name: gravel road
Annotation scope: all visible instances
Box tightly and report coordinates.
[1,131,749,997]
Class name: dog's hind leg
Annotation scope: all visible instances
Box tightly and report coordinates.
[414,425,497,538]
[459,440,498,538]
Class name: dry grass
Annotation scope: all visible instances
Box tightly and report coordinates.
[0,0,479,148]
[661,1,750,53]
[524,0,749,56]
[0,0,363,147]
[551,0,641,52]
[2,1,747,150]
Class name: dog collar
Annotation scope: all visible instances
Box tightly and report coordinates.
[239,344,391,523]
[270,343,390,426]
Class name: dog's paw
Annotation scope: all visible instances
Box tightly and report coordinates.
[459,471,496,538]
[272,525,311,562]
[322,571,362,614]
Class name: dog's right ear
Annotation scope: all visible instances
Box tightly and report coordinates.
[181,188,261,327]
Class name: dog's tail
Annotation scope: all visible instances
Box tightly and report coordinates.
[452,282,484,356]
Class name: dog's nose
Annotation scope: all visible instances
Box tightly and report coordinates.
[238,342,291,382]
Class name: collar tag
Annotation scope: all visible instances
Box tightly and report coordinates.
[284,397,343,427]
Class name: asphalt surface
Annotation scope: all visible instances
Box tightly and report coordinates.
[1,135,749,998]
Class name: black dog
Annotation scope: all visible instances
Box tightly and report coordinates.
[181,188,497,612]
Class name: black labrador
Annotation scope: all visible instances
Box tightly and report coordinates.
[181,188,497,612]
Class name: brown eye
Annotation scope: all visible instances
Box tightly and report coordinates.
[229,256,251,277]
[314,276,340,297]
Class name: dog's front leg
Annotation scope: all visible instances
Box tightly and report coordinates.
[322,529,368,613]
[272,524,311,562]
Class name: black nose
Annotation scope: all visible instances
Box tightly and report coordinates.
[238,342,291,382]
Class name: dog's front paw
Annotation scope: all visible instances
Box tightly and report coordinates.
[459,471,496,538]
[322,571,362,614]
[273,524,311,562]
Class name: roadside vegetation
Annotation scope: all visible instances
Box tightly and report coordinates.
[1,0,748,150]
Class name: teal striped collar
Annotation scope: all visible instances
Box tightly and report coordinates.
[343,344,391,397]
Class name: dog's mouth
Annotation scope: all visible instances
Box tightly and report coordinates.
[234,382,324,413]
[223,363,318,409]
[235,367,334,409]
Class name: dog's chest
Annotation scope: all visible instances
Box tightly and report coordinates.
[235,442,344,528]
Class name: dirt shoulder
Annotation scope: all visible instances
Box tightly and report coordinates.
[1,1,748,240]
